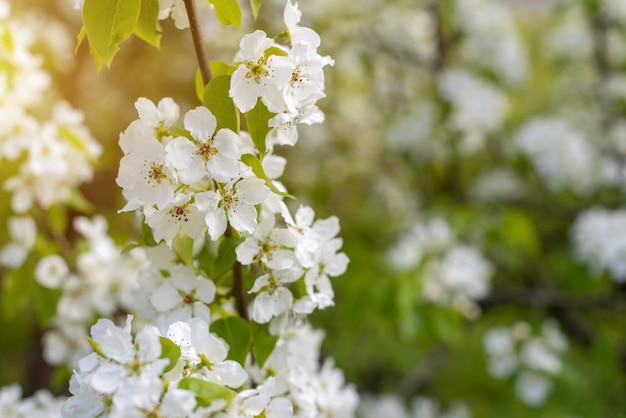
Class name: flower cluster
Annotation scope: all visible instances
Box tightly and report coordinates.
[229,2,333,149]
[0,384,64,418]
[514,117,618,195]
[571,207,626,282]
[0,3,100,214]
[40,216,149,368]
[358,394,471,418]
[387,217,493,318]
[483,320,568,407]
[62,2,357,416]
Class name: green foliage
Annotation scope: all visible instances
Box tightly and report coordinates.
[250,321,278,367]
[211,316,251,365]
[87,337,107,358]
[178,377,236,406]
[134,0,161,48]
[245,99,274,158]
[173,234,195,268]
[250,0,264,20]
[34,287,60,328]
[241,154,294,199]
[160,336,182,373]
[203,75,240,133]
[207,236,241,281]
[1,265,35,319]
[82,0,142,69]
[209,0,242,28]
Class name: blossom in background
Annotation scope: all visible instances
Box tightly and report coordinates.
[0,216,36,268]
[483,320,568,407]
[387,218,491,318]
[358,394,471,418]
[438,69,509,155]
[514,117,615,195]
[571,207,626,281]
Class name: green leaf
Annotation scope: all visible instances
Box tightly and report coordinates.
[209,236,242,280]
[250,0,263,19]
[34,287,61,328]
[240,154,295,199]
[82,0,142,69]
[245,99,275,158]
[76,26,87,54]
[47,204,68,235]
[209,60,232,77]
[178,378,236,407]
[88,337,107,358]
[250,321,278,367]
[209,0,242,28]
[142,222,159,247]
[173,234,195,268]
[160,336,182,373]
[1,265,35,319]
[501,210,540,256]
[203,75,240,133]
[134,0,161,48]
[211,316,251,365]
[265,46,288,57]
[67,189,95,214]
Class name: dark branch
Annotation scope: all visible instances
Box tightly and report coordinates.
[183,0,212,85]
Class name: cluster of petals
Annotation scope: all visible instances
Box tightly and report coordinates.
[229,1,333,149]
[236,203,349,324]
[483,320,568,407]
[0,8,101,215]
[387,217,492,318]
[117,97,274,246]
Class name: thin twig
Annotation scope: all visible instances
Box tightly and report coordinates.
[232,260,249,321]
[183,0,212,85]
[397,343,450,398]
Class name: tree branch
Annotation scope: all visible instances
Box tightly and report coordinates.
[183,0,212,85]
[397,343,450,398]
[232,260,249,321]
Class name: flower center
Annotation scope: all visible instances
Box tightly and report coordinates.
[169,204,190,222]
[245,57,269,83]
[146,161,167,184]
[195,141,216,162]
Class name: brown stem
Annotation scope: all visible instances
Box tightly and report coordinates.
[183,0,212,85]
[232,260,249,321]
[397,343,450,398]
[225,225,249,321]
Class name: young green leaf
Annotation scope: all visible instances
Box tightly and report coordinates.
[245,98,275,158]
[82,0,142,69]
[173,234,195,268]
[178,378,236,407]
[209,236,242,280]
[250,0,264,19]
[88,337,107,358]
[250,321,278,368]
[134,0,162,48]
[203,75,240,133]
[159,336,182,373]
[240,154,295,199]
[209,60,232,77]
[209,0,242,28]
[211,316,251,365]
[34,287,61,328]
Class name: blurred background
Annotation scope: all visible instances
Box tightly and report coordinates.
[2,0,626,416]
